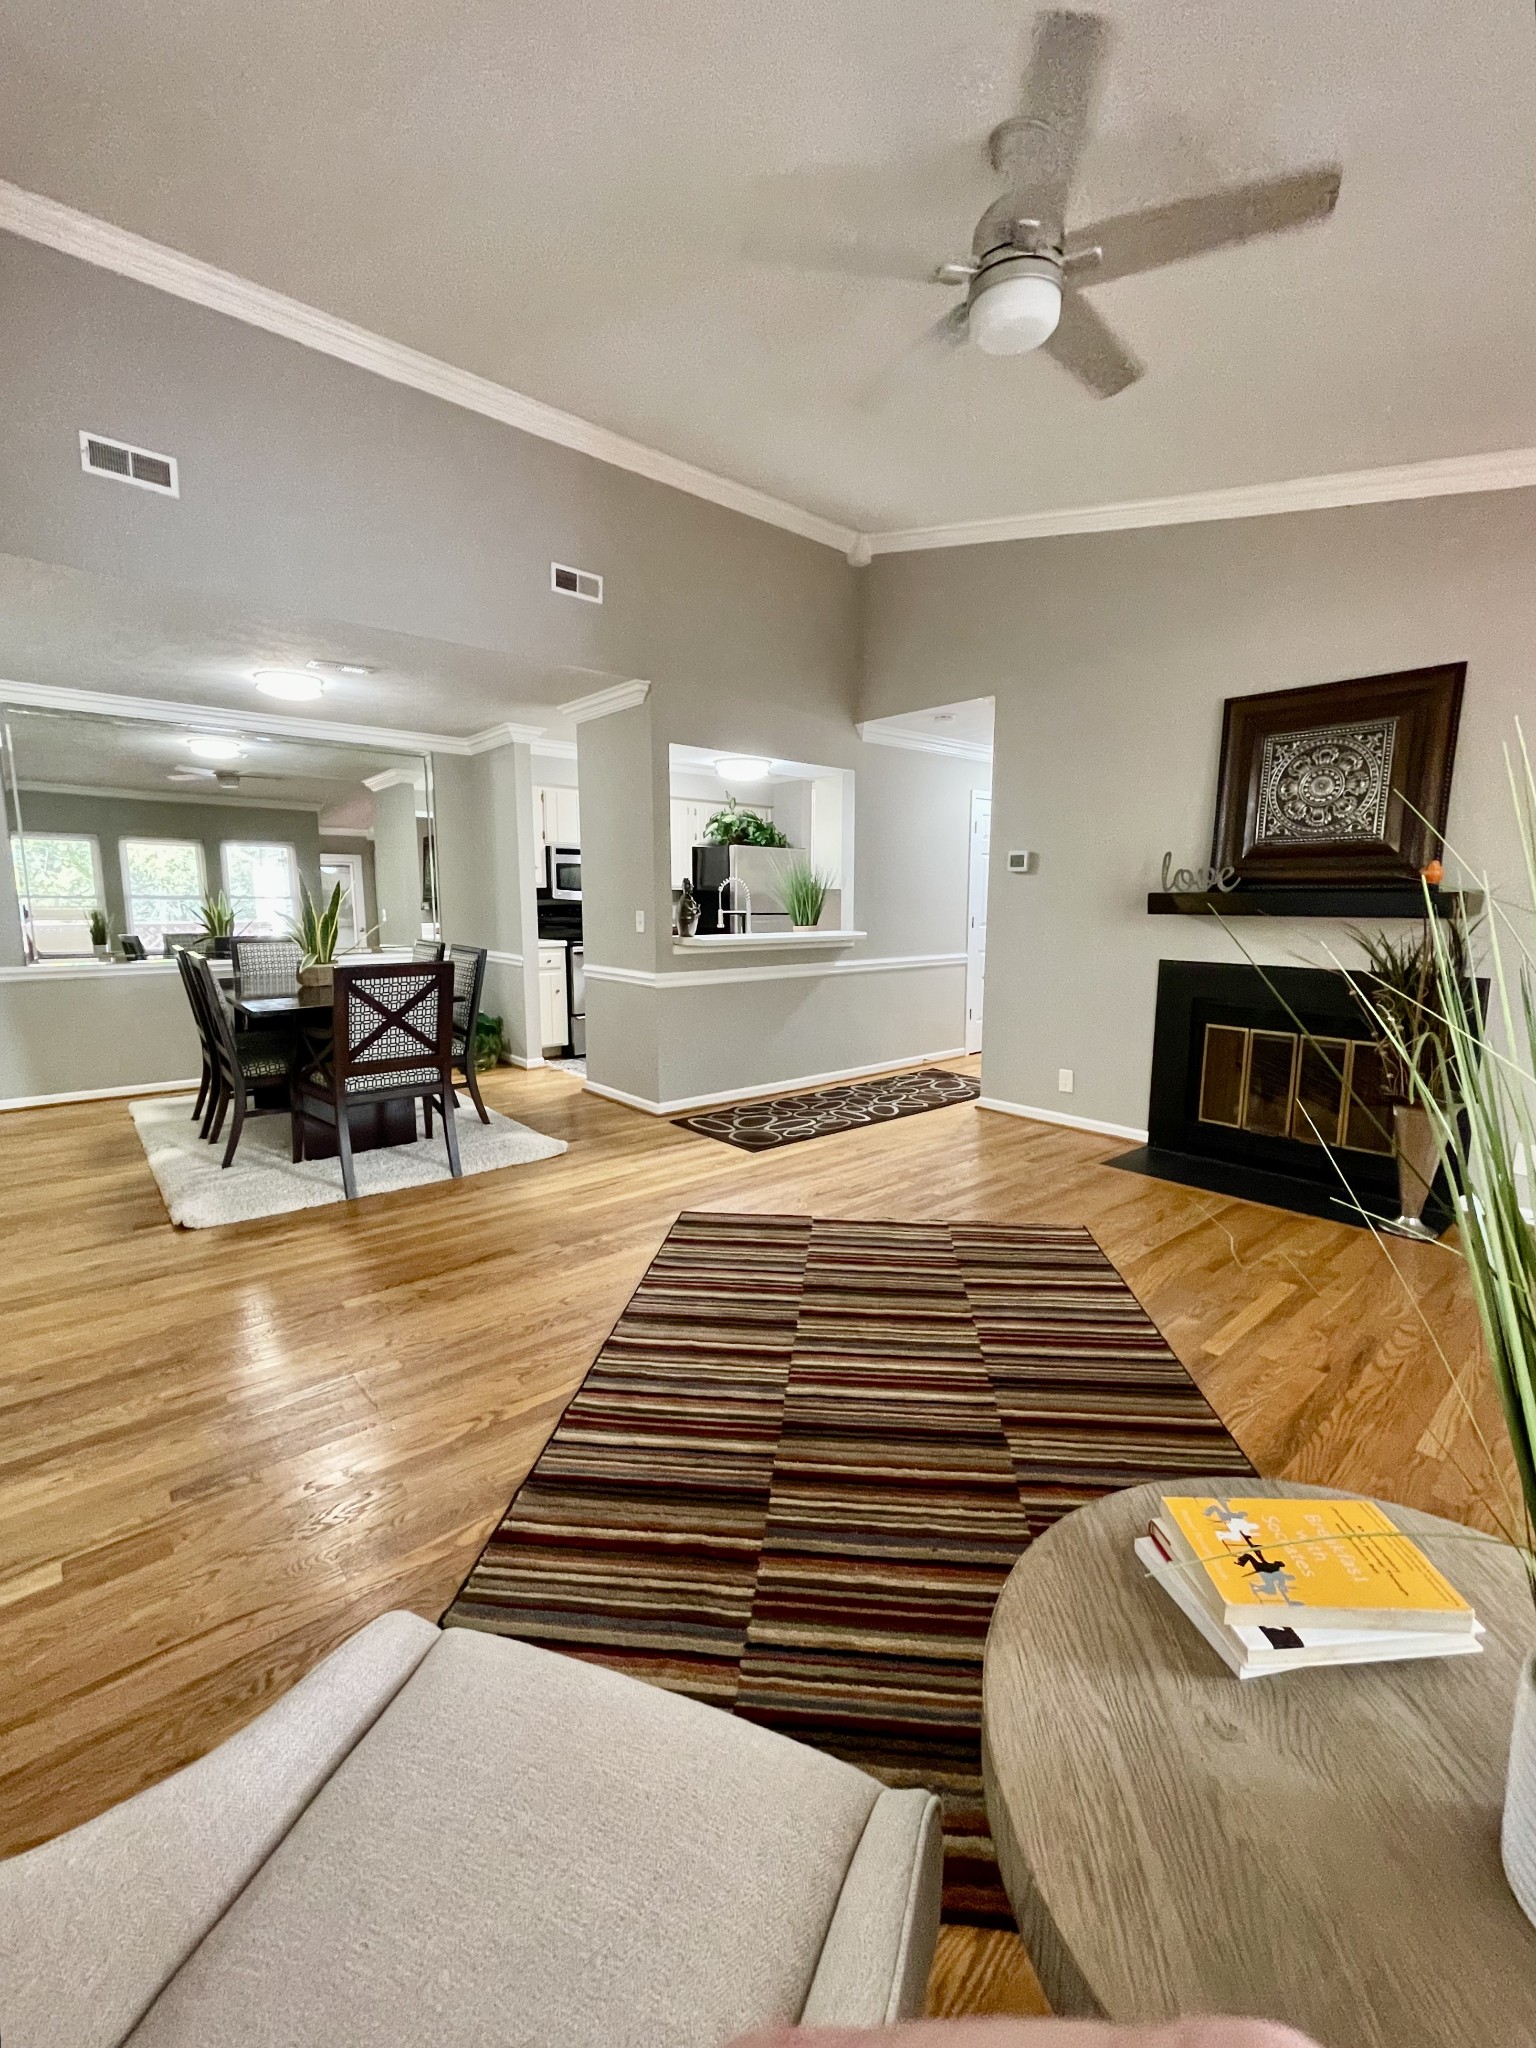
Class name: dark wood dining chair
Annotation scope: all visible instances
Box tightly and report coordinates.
[446,942,490,1123]
[189,953,297,1168]
[173,944,217,1130]
[231,937,303,994]
[290,961,460,1200]
[411,939,446,962]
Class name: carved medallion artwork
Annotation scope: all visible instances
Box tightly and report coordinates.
[1254,717,1397,845]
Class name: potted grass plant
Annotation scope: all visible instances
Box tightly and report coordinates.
[288,879,345,988]
[775,857,835,931]
[1336,742,1536,1923]
[198,890,238,958]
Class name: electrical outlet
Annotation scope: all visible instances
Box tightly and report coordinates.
[1058,1068,1074,1093]
[635,909,646,933]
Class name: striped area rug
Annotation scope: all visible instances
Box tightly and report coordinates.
[444,1213,1253,1921]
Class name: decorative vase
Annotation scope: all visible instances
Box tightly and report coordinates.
[212,935,234,959]
[297,962,334,990]
[676,883,700,938]
[92,943,112,962]
[1391,1102,1443,1240]
[1505,1652,1536,1929]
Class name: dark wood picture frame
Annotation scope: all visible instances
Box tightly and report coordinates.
[1211,663,1465,885]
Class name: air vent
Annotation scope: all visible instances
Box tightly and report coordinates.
[79,431,179,497]
[551,562,603,604]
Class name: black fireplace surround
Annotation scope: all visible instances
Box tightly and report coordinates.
[1108,960,1451,1230]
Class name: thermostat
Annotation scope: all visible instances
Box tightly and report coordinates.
[1007,850,1038,874]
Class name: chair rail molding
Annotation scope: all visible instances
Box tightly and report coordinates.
[558,680,652,724]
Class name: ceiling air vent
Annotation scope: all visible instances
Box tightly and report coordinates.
[551,562,602,604]
[79,431,179,497]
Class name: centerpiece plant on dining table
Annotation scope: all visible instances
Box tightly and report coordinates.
[287,879,346,988]
[197,890,237,958]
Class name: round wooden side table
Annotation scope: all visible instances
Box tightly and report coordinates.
[981,1478,1536,2048]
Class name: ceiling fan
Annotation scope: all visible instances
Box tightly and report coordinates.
[758,9,1342,397]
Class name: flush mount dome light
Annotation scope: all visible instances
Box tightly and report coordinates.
[253,668,325,702]
[185,735,243,761]
[968,256,1063,358]
[716,756,772,779]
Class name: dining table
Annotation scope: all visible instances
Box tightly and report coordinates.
[229,981,419,1157]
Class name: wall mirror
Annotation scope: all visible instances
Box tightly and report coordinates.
[0,705,437,964]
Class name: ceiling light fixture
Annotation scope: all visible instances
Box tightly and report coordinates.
[185,735,243,762]
[716,756,772,780]
[968,257,1063,357]
[253,668,325,702]
[305,659,377,676]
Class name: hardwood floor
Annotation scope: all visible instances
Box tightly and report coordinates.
[0,1059,1506,2018]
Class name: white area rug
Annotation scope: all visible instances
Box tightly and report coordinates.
[131,1094,567,1228]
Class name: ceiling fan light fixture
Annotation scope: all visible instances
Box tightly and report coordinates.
[185,735,243,762]
[254,668,325,702]
[969,260,1063,357]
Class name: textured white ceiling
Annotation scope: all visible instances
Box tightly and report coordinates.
[1,0,1534,533]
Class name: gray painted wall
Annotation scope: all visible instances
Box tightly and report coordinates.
[14,788,322,941]
[862,487,1536,1134]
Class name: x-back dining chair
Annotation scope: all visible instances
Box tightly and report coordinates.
[290,961,460,1201]
[411,939,446,962]
[446,942,490,1123]
[231,936,302,995]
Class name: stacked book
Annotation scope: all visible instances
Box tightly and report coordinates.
[1137,1494,1483,1678]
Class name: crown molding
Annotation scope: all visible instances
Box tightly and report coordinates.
[17,777,324,814]
[856,722,993,764]
[863,446,1536,556]
[559,679,651,724]
[464,721,545,753]
[0,677,522,756]
[0,179,858,556]
[361,768,419,792]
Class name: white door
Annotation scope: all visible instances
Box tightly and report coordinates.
[320,853,367,951]
[965,792,990,1055]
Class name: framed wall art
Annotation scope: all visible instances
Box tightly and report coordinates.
[1210,663,1465,885]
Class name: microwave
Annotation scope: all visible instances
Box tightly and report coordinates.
[547,844,582,900]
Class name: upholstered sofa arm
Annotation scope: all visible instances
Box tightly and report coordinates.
[0,1611,437,2048]
[799,1787,944,2026]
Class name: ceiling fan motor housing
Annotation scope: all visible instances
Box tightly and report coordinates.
[967,250,1064,355]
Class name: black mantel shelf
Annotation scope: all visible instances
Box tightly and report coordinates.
[1146,886,1483,920]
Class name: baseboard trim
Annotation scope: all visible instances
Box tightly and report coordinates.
[978,1096,1149,1144]
[584,1048,968,1118]
[507,1054,545,1069]
[0,1076,198,1113]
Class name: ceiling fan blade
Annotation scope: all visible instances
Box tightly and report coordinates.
[746,144,992,285]
[857,304,969,409]
[984,10,1113,249]
[1068,166,1342,285]
[1042,291,1141,396]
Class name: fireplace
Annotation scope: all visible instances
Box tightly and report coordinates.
[1109,961,1446,1228]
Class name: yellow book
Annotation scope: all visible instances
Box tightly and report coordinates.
[1157,1496,1476,1635]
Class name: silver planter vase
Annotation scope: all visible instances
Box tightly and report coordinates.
[1506,1652,1536,1928]
[1391,1103,1443,1240]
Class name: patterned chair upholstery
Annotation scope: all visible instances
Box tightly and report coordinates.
[231,937,302,996]
[411,939,446,962]
[188,952,296,1169]
[446,943,490,1123]
[290,962,459,1199]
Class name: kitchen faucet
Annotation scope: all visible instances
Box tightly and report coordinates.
[719,874,751,936]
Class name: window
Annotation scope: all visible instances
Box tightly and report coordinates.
[10,833,102,957]
[222,841,298,937]
[121,839,207,956]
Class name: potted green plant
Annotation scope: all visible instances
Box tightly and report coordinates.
[775,857,835,931]
[1334,754,1536,1924]
[87,907,113,962]
[473,1013,506,1071]
[702,799,790,848]
[1347,918,1470,1238]
[198,890,238,958]
[287,879,344,988]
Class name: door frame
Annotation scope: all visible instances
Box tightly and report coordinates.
[319,851,368,952]
[965,789,991,1055]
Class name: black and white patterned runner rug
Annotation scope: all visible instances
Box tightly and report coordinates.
[674,1066,980,1152]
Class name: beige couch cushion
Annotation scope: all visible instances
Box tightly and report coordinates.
[799,1787,944,2026]
[125,1626,884,2048]
[0,1611,438,2048]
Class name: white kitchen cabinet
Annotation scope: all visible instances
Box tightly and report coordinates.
[538,941,569,1054]
[534,785,581,876]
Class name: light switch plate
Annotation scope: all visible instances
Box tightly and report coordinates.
[635,909,646,933]
[1058,1068,1074,1093]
